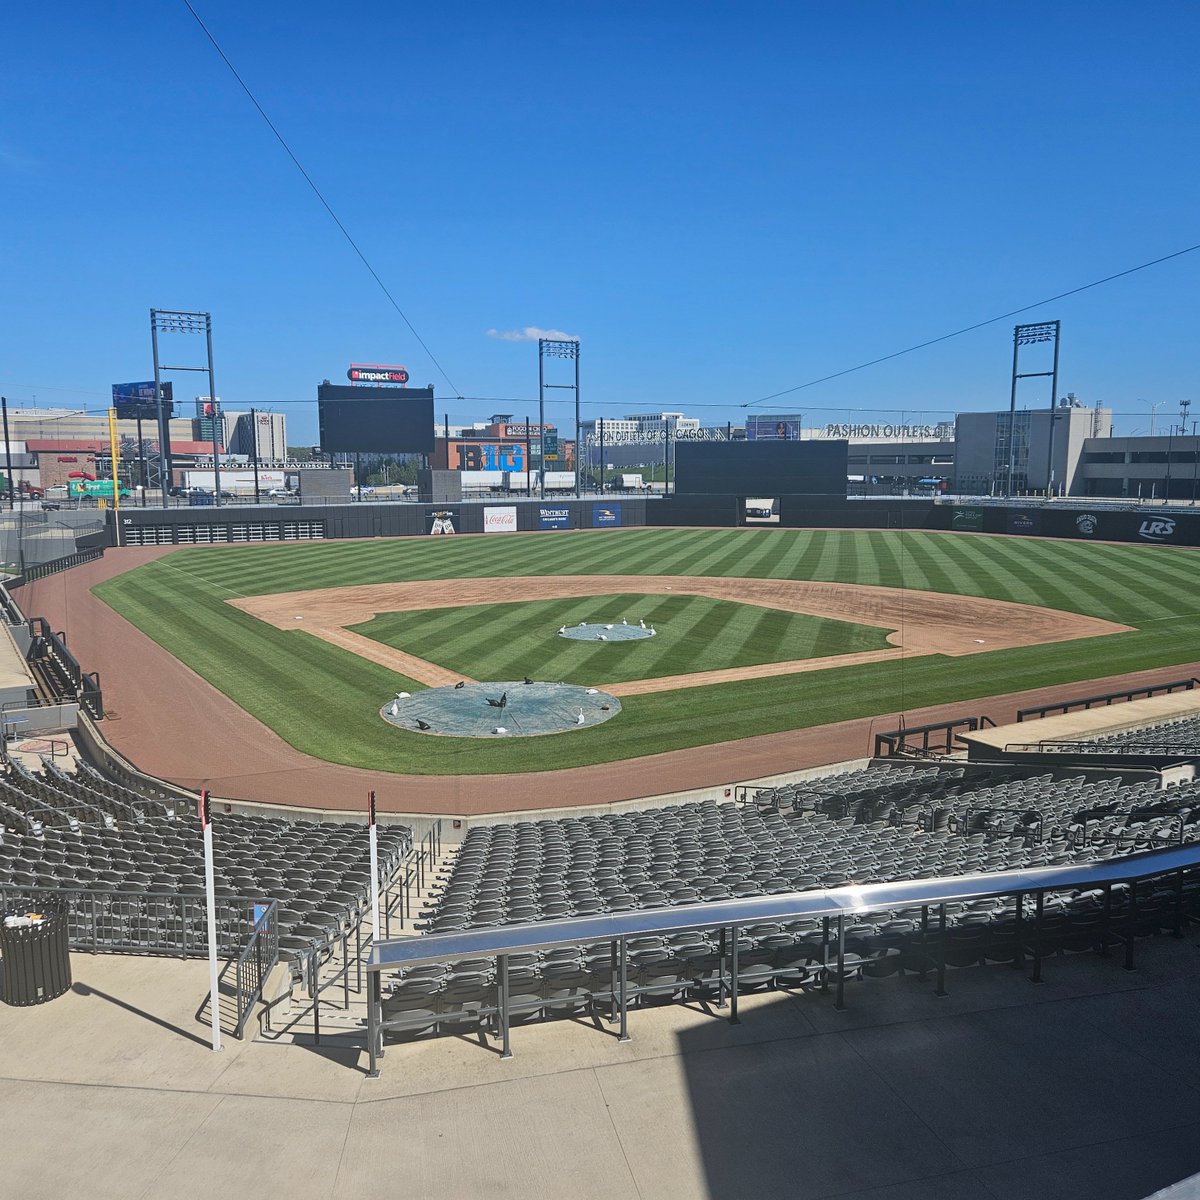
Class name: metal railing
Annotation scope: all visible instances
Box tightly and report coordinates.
[25,617,103,718]
[955,806,1044,844]
[1006,739,1200,758]
[0,582,27,627]
[1015,678,1200,722]
[281,835,430,1044]
[363,840,1200,1078]
[19,547,105,584]
[233,901,279,1038]
[874,715,995,757]
[0,883,269,959]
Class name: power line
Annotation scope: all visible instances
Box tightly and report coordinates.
[744,242,1200,408]
[180,1,462,398]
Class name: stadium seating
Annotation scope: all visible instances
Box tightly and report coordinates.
[1051,715,1200,755]
[380,762,1200,1039]
[0,758,412,969]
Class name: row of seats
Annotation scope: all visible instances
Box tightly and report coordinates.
[1066,714,1200,754]
[0,760,412,967]
[383,875,1200,1040]
[390,762,1200,1037]
[419,766,1200,934]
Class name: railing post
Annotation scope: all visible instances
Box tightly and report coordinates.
[366,971,380,1079]
[1125,883,1138,971]
[311,954,321,1045]
[343,931,350,1010]
[717,926,727,1007]
[609,940,619,1024]
[1030,891,1044,984]
[918,905,929,981]
[729,924,741,1026]
[1101,885,1113,957]
[498,953,512,1060]
[618,935,630,1043]
[820,917,830,992]
[935,904,948,997]
[1013,892,1024,970]
[834,914,846,1011]
[254,934,263,1036]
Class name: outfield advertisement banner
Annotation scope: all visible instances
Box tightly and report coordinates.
[592,502,622,528]
[952,507,983,532]
[483,506,518,533]
[538,506,571,530]
[1006,510,1041,535]
[427,508,458,535]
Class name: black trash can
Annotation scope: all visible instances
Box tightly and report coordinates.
[1,899,72,1006]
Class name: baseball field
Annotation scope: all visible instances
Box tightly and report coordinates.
[92,527,1200,776]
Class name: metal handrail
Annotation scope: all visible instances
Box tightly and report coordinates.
[1015,678,1200,723]
[0,883,270,959]
[1008,739,1200,757]
[233,900,279,1039]
[363,840,1200,1077]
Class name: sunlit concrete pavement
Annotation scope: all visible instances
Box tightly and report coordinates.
[2,939,1200,1200]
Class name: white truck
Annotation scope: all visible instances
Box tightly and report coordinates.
[617,473,644,490]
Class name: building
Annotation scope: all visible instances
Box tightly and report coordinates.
[580,412,701,444]
[224,410,288,463]
[955,403,1112,496]
[1076,433,1200,500]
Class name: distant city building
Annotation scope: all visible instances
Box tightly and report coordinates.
[224,410,288,462]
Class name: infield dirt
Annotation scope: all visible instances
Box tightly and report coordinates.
[229,574,1129,696]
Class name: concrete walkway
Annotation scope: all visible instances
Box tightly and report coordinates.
[2,938,1199,1199]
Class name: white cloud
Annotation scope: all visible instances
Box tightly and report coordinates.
[486,325,578,343]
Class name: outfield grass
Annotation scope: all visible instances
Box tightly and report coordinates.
[93,528,1200,775]
[349,592,891,685]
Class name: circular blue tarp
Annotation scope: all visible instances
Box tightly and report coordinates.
[381,681,622,738]
[558,621,655,642]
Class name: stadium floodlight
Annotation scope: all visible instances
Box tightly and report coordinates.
[538,338,581,499]
[1005,320,1061,498]
[1015,322,1058,346]
[150,308,221,510]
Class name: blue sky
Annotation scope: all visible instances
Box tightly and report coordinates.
[1,2,1197,443]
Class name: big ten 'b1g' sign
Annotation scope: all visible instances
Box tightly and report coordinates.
[454,442,525,471]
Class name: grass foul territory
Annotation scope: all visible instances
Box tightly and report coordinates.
[93,528,1200,775]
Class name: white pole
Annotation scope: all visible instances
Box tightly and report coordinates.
[369,791,380,943]
[201,790,222,1052]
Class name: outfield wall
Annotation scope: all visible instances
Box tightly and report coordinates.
[114,496,650,545]
[107,494,1200,550]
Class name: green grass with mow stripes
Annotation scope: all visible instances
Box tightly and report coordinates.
[348,593,891,685]
[92,528,1200,775]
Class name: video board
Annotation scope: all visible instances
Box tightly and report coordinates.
[317,384,435,454]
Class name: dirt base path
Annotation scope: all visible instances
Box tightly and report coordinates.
[18,546,1197,818]
[230,575,1128,695]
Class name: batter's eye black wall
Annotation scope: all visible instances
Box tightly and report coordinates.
[673,441,849,496]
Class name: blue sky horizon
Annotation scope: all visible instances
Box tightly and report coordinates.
[2,2,1196,443]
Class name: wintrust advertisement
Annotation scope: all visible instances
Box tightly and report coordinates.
[538,506,571,530]
[483,506,518,533]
